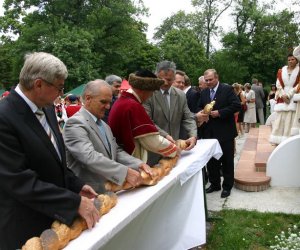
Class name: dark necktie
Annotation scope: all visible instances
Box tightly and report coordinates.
[35,109,61,159]
[163,90,170,117]
[210,89,215,101]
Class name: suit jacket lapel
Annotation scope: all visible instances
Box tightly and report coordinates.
[10,91,63,163]
[169,87,178,121]
[81,109,111,156]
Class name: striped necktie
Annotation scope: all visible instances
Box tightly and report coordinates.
[35,109,61,159]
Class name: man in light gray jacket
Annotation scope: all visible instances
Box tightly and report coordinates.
[63,80,151,193]
[143,61,197,165]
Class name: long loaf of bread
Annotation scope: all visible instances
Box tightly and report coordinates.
[22,192,118,250]
[105,140,188,192]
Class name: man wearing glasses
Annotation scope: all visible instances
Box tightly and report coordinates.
[0,52,99,249]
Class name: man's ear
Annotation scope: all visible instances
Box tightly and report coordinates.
[33,79,43,90]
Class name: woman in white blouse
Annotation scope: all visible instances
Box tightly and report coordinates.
[243,83,256,132]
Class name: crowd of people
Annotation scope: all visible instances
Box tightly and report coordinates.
[1,45,300,249]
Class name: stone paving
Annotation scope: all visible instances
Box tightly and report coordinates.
[206,132,300,214]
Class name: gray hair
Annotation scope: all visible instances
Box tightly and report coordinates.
[204,69,218,77]
[155,60,176,75]
[198,76,205,82]
[105,75,122,85]
[19,52,68,90]
[82,79,110,102]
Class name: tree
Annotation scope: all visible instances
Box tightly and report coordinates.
[0,0,159,89]
[192,0,233,58]
[220,0,300,84]
[158,28,207,84]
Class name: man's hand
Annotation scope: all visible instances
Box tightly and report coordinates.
[195,111,209,126]
[165,135,175,143]
[126,168,143,187]
[79,185,98,199]
[185,136,197,151]
[78,196,100,229]
[139,163,154,178]
[210,110,220,118]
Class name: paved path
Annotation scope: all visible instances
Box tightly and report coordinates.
[206,133,300,214]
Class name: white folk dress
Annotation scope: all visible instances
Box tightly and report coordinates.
[269,65,299,145]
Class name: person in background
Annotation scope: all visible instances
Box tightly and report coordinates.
[65,94,81,118]
[259,82,269,122]
[268,84,277,114]
[63,80,152,193]
[183,73,200,114]
[0,52,99,249]
[172,70,185,90]
[103,74,122,122]
[143,60,197,166]
[196,69,241,198]
[243,83,256,132]
[54,96,68,128]
[198,75,207,92]
[109,69,179,163]
[1,90,10,100]
[290,45,300,135]
[251,78,265,125]
[232,83,246,136]
[269,53,299,145]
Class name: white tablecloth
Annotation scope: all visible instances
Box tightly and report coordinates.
[64,139,222,250]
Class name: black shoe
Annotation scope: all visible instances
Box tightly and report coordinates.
[221,189,231,198]
[206,185,221,193]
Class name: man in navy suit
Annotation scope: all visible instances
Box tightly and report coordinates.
[196,69,241,198]
[0,52,100,249]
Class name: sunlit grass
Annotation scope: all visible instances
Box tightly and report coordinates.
[204,209,300,250]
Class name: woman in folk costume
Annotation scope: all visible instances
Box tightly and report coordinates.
[269,53,300,145]
[290,46,300,136]
[108,69,179,163]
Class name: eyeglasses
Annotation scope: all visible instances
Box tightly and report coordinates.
[40,78,64,92]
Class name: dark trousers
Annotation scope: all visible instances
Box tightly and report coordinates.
[207,139,235,191]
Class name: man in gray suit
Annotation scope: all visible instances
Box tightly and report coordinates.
[63,80,151,193]
[251,78,265,125]
[143,61,197,165]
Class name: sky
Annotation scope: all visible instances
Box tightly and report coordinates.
[141,0,194,40]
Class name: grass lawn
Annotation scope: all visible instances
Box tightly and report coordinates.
[204,209,300,250]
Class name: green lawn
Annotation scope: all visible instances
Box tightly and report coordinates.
[204,209,300,250]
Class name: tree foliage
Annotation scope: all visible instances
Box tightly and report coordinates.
[158,28,207,84]
[218,0,300,85]
[0,0,159,91]
[0,0,299,90]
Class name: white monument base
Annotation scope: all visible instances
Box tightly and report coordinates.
[267,135,300,187]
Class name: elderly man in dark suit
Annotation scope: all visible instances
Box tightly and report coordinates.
[196,69,241,198]
[0,52,100,249]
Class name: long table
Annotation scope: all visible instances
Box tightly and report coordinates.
[64,139,222,250]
